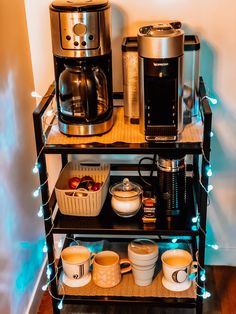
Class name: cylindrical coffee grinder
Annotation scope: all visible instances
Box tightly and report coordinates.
[138,23,184,141]
[49,0,113,136]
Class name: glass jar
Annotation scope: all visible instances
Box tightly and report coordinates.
[109,178,142,218]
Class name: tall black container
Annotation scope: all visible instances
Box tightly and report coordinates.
[157,156,186,216]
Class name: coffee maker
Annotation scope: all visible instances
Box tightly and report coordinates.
[49,0,113,136]
[138,23,184,141]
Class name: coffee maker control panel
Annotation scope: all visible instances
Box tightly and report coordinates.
[60,12,99,50]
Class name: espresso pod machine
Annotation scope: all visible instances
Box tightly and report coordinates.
[138,23,184,141]
[49,0,113,136]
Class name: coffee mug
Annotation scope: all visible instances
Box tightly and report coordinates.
[61,245,95,280]
[161,249,197,291]
[92,250,131,288]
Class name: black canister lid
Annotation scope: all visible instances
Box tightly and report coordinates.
[51,0,109,12]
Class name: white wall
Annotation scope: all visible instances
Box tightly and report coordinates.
[24,0,236,265]
[0,1,45,314]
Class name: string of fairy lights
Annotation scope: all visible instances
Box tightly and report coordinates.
[31,92,218,309]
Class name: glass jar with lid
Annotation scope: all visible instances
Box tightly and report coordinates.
[109,178,143,217]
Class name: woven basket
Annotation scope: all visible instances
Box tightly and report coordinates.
[55,161,110,216]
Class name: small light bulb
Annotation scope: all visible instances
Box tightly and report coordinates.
[58,300,63,310]
[46,267,52,279]
[31,91,42,98]
[207,185,214,193]
[200,274,206,281]
[202,291,211,299]
[171,238,178,243]
[211,244,219,250]
[208,97,217,105]
[46,109,54,117]
[42,283,48,291]
[37,206,43,218]
[210,131,214,138]
[207,168,213,177]
[43,243,48,253]
[192,216,198,223]
[188,273,196,280]
[33,188,40,198]
[32,163,39,174]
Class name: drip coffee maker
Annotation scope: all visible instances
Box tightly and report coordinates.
[50,0,113,136]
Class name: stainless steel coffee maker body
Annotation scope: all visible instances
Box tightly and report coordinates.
[138,24,184,141]
[50,0,113,136]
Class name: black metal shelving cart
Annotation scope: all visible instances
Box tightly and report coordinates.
[33,77,212,313]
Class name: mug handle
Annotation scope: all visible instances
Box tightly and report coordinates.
[90,252,96,265]
[120,258,132,274]
[188,261,198,281]
[191,261,198,274]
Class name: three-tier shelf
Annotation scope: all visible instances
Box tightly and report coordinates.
[33,77,212,313]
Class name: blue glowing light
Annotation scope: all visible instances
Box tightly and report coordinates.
[188,273,196,280]
[192,216,198,223]
[37,206,43,218]
[210,131,214,138]
[58,300,63,310]
[33,188,40,198]
[43,243,48,253]
[46,266,52,279]
[208,244,219,250]
[42,283,48,291]
[207,185,214,193]
[207,169,213,177]
[32,163,39,174]
[192,225,198,231]
[171,238,178,243]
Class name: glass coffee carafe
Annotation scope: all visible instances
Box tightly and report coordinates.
[59,63,109,123]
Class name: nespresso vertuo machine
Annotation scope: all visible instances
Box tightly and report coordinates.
[49,0,113,136]
[138,23,184,141]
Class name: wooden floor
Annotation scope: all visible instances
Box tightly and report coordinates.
[37,266,236,314]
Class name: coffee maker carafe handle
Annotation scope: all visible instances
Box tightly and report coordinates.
[81,68,98,122]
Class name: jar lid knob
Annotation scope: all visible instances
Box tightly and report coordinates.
[123,178,131,191]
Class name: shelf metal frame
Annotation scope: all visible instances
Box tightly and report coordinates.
[33,77,212,314]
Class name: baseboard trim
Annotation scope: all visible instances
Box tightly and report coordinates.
[25,257,47,314]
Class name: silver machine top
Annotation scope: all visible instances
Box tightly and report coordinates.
[138,23,184,59]
[50,0,111,58]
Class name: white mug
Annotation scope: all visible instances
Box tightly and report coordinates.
[161,249,197,291]
[61,245,95,280]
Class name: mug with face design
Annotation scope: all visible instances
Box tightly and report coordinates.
[161,249,198,291]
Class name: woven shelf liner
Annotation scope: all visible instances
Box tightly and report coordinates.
[59,271,196,299]
[47,107,203,145]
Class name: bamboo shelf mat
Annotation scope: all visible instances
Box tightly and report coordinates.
[46,106,203,145]
[59,270,196,299]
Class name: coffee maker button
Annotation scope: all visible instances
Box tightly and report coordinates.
[81,41,87,47]
[74,41,79,47]
[89,35,94,40]
[66,35,71,41]
[73,23,87,36]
